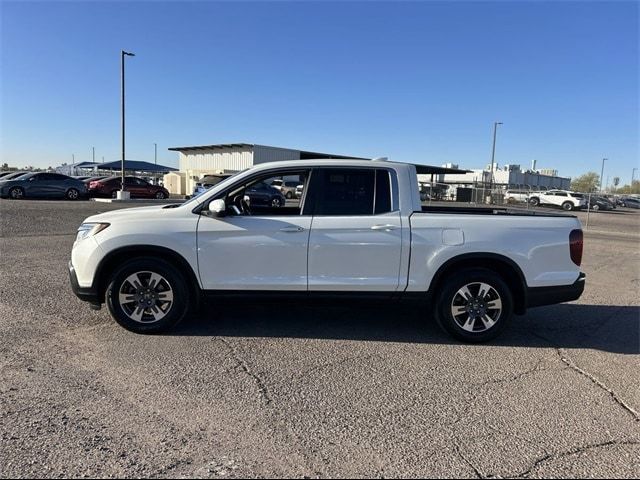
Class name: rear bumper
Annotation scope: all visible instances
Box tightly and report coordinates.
[526,273,585,309]
[69,261,101,304]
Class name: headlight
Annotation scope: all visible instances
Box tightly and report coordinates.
[75,222,109,243]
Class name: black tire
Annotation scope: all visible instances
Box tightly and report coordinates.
[592,204,599,211]
[562,201,573,211]
[286,191,293,199]
[66,188,80,200]
[529,197,540,207]
[105,257,190,334]
[434,268,513,343]
[111,190,119,199]
[271,197,283,207]
[155,191,167,199]
[8,187,24,199]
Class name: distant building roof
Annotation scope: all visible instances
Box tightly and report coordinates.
[99,160,178,173]
[168,143,369,160]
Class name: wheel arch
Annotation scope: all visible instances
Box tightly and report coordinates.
[429,253,528,314]
[94,245,201,304]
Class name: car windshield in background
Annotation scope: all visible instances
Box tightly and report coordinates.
[1,172,30,181]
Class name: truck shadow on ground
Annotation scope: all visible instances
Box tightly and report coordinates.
[173,302,639,354]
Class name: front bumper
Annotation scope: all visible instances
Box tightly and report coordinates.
[526,273,585,309]
[69,261,101,304]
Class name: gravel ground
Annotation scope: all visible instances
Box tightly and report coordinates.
[1,199,639,478]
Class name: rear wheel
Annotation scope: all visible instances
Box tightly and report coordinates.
[562,201,573,211]
[9,187,24,199]
[66,188,80,200]
[106,258,190,334]
[592,204,600,211]
[155,191,167,199]
[434,268,513,343]
[111,190,119,199]
[286,191,293,199]
[529,197,540,207]
[271,197,283,207]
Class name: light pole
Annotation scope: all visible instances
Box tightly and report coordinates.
[488,121,503,203]
[633,167,638,184]
[154,143,157,184]
[599,158,607,193]
[92,146,95,163]
[120,50,135,199]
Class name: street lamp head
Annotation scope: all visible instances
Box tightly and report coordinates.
[122,51,135,56]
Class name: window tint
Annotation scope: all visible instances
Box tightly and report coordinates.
[312,169,375,216]
[374,170,392,214]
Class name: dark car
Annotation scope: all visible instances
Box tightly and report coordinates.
[621,197,640,209]
[587,195,614,211]
[88,176,169,199]
[0,171,29,181]
[0,172,87,200]
[246,181,286,207]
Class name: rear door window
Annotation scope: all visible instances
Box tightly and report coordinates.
[306,168,394,216]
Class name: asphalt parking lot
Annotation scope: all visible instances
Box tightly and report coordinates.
[1,199,639,478]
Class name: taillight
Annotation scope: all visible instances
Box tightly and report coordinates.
[89,181,99,188]
[569,229,583,266]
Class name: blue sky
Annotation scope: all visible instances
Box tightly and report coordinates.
[2,1,638,184]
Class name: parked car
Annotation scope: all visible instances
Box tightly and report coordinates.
[83,176,108,185]
[270,179,298,199]
[0,172,87,200]
[528,190,587,211]
[620,197,640,209]
[88,176,169,199]
[575,194,614,211]
[245,181,286,207]
[192,174,233,198]
[0,171,29,181]
[504,189,531,204]
[70,159,585,343]
[0,171,18,179]
[295,184,304,199]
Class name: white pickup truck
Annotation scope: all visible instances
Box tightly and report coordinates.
[70,159,585,342]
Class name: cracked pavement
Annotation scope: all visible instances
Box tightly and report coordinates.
[1,200,639,478]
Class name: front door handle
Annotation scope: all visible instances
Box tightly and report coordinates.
[371,224,397,231]
[280,226,305,232]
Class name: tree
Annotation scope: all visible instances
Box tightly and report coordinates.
[570,172,600,193]
[618,180,640,195]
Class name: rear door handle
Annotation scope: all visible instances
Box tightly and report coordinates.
[371,224,397,231]
[280,226,305,232]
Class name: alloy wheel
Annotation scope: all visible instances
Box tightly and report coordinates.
[117,271,174,324]
[450,282,502,333]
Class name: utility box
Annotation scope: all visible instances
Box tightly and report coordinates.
[163,172,186,195]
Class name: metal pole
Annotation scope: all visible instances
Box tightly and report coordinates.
[121,51,125,191]
[92,146,95,163]
[489,121,502,203]
[599,158,607,193]
[121,50,135,193]
[632,168,637,184]
[154,143,157,184]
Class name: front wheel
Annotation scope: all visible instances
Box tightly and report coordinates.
[155,191,167,199]
[592,204,599,211]
[434,269,513,343]
[106,258,190,334]
[286,191,293,199]
[529,197,540,207]
[66,188,80,200]
[9,187,24,199]
[562,201,573,211]
[271,197,283,207]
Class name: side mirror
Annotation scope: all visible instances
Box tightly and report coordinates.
[209,198,227,217]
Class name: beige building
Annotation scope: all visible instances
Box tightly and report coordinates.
[165,143,366,195]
